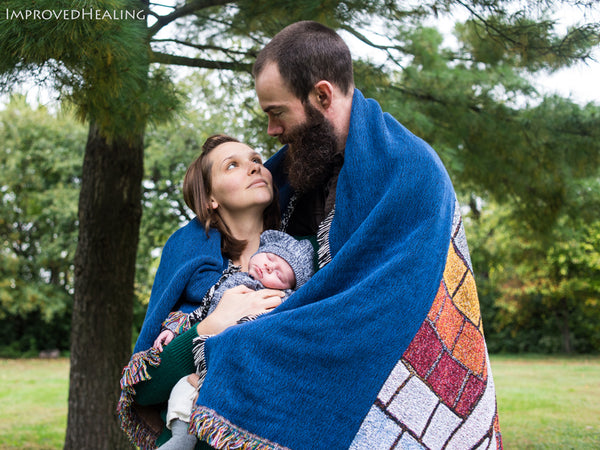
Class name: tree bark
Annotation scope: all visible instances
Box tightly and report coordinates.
[558,297,573,354]
[65,122,143,449]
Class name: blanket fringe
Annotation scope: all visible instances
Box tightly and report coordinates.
[162,310,191,335]
[191,316,261,387]
[189,406,289,450]
[117,348,162,450]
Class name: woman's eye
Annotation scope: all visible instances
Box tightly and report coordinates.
[226,162,237,170]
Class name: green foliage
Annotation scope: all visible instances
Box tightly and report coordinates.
[0,0,182,139]
[456,10,600,70]
[234,0,387,33]
[0,96,86,353]
[468,196,600,354]
[359,20,600,233]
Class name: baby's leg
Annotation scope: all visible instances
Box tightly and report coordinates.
[159,375,199,449]
[187,373,200,389]
[158,419,197,449]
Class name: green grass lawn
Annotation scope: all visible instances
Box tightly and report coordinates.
[492,355,600,449]
[0,358,68,449]
[0,356,599,449]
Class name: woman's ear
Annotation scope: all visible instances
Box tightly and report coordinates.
[209,198,219,210]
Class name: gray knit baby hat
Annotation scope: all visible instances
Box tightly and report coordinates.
[256,230,315,289]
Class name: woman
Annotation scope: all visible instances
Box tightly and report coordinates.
[118,134,284,449]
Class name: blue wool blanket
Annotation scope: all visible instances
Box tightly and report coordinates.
[190,90,502,449]
[134,220,226,353]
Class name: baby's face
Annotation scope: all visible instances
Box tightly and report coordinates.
[248,252,296,290]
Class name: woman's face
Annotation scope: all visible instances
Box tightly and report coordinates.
[207,141,274,217]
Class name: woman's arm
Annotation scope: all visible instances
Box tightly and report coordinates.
[195,285,284,335]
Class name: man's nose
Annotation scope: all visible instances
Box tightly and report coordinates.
[267,120,283,137]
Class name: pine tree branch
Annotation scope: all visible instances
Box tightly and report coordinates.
[339,24,410,53]
[149,2,176,9]
[148,0,234,37]
[339,25,409,68]
[389,84,484,114]
[455,0,599,63]
[151,38,253,57]
[150,51,252,72]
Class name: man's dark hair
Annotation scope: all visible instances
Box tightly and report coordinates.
[253,21,354,102]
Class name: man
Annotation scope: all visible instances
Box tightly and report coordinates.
[191,21,502,450]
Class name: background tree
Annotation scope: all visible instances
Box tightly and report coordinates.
[1,0,172,447]
[0,97,85,357]
[468,175,600,354]
[1,0,599,447]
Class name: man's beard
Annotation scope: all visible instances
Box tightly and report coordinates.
[281,102,339,194]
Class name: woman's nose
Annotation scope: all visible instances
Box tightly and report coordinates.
[248,161,261,174]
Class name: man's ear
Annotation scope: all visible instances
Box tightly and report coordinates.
[313,81,334,110]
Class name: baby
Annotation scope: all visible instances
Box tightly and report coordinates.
[156,230,315,449]
[208,229,315,311]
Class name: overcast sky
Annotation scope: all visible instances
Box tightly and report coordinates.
[536,53,600,104]
[530,3,600,105]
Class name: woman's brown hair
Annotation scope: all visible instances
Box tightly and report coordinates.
[183,134,280,261]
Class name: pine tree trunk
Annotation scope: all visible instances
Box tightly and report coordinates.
[64,122,143,449]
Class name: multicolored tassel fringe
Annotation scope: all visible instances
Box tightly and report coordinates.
[162,311,191,335]
[189,406,289,450]
[117,348,162,449]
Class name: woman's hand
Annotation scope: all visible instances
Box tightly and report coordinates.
[196,285,284,335]
[153,329,175,352]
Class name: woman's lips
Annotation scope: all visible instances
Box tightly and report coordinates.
[247,178,268,188]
